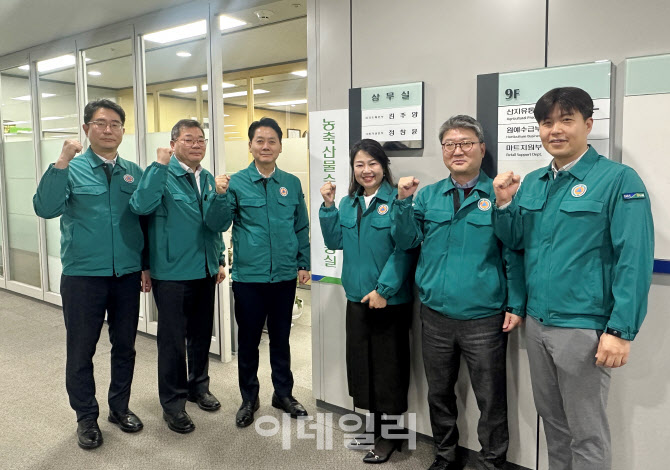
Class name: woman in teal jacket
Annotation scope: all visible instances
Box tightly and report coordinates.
[319,139,415,464]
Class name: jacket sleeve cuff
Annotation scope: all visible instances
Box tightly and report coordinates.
[605,323,637,341]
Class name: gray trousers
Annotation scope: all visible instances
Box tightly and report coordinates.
[526,316,612,470]
[421,305,508,469]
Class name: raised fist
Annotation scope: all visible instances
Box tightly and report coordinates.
[320,182,336,207]
[215,174,230,194]
[156,147,171,166]
[55,140,83,168]
[492,171,521,207]
[397,176,420,200]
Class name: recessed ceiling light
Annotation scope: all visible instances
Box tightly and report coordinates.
[41,116,64,121]
[222,89,269,99]
[12,93,56,101]
[172,86,198,93]
[144,20,206,44]
[267,99,307,106]
[19,55,76,73]
[4,120,29,125]
[291,70,307,77]
[88,71,102,76]
[202,82,237,91]
[219,15,246,30]
[176,51,192,57]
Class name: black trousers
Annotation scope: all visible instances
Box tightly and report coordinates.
[421,304,509,468]
[232,280,296,402]
[345,301,411,415]
[60,272,141,422]
[153,276,216,414]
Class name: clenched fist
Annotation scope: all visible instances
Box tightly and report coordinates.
[215,174,230,194]
[397,176,420,200]
[320,182,336,207]
[54,139,83,169]
[156,147,171,166]
[492,171,521,207]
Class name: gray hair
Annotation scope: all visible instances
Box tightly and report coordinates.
[438,115,485,143]
[170,118,204,141]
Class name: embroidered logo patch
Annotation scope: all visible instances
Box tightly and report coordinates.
[478,199,492,211]
[571,184,587,197]
[377,204,389,215]
[209,184,212,191]
[123,174,134,183]
[279,187,288,197]
[623,192,646,200]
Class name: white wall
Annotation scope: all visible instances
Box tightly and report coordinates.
[309,1,670,469]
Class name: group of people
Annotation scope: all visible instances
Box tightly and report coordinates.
[318,87,653,470]
[33,101,310,449]
[32,85,654,470]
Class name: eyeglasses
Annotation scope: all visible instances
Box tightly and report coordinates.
[441,141,482,153]
[88,120,123,130]
[177,138,208,147]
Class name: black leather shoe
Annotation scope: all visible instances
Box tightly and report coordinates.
[235,398,260,428]
[188,391,221,412]
[108,409,143,433]
[77,418,103,450]
[271,393,308,418]
[163,410,195,434]
[363,436,403,464]
[427,456,459,470]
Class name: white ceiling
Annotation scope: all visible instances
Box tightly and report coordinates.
[0,0,192,58]
[0,0,307,58]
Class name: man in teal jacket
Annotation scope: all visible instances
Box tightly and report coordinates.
[130,119,226,434]
[205,117,310,428]
[394,115,525,470]
[33,99,149,450]
[492,87,654,470]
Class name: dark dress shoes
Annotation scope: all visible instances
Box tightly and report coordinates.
[235,397,260,428]
[362,436,403,464]
[187,391,221,412]
[427,456,458,470]
[108,409,144,433]
[163,410,195,434]
[77,418,103,450]
[271,393,308,418]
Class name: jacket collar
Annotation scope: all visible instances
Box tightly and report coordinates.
[351,180,393,207]
[538,145,599,181]
[441,171,492,197]
[247,161,279,183]
[83,146,127,171]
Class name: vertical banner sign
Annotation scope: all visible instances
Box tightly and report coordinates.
[308,109,350,284]
[621,53,670,273]
[478,62,613,177]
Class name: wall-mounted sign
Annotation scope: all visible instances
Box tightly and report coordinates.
[477,62,613,176]
[621,53,670,273]
[349,81,424,150]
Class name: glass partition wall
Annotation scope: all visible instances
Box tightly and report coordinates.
[0,0,308,360]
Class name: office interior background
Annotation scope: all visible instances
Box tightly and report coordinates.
[1,0,669,469]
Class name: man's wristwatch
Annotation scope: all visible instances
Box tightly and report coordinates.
[605,327,622,338]
[298,267,308,271]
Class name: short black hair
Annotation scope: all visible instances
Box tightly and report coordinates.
[248,117,282,142]
[533,87,594,122]
[84,99,126,125]
[170,119,205,141]
[348,139,395,197]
